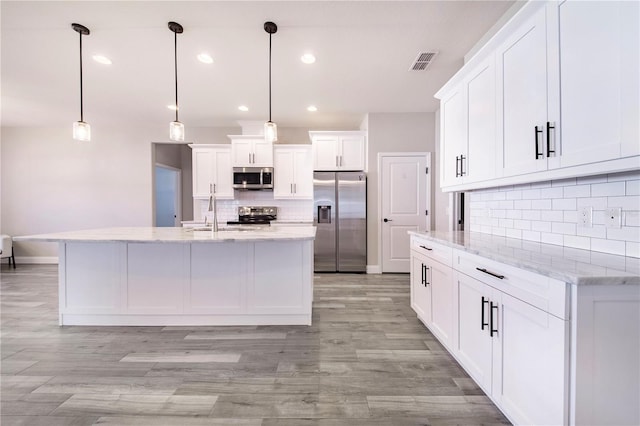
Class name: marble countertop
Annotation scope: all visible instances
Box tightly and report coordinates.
[15,226,316,243]
[409,231,640,286]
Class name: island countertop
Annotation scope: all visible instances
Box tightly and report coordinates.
[15,226,316,244]
[409,230,640,286]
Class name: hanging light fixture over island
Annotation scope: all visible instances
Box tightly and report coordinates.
[71,23,91,141]
[264,21,278,143]
[168,21,184,142]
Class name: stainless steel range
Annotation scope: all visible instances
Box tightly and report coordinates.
[227,206,277,225]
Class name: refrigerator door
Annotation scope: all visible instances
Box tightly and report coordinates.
[313,172,337,272]
[337,172,366,272]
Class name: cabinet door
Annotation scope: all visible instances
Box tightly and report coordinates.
[498,4,552,177]
[252,139,274,167]
[558,0,639,165]
[232,140,254,167]
[410,252,431,324]
[273,149,295,198]
[339,136,365,171]
[292,148,313,198]
[313,136,340,170]
[428,258,455,350]
[212,149,234,199]
[492,292,568,426]
[440,87,467,188]
[466,56,498,183]
[455,271,493,393]
[192,148,214,197]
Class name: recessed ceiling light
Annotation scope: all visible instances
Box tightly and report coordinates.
[307,105,318,112]
[197,53,213,64]
[167,105,178,111]
[301,53,316,64]
[238,105,249,112]
[92,55,112,65]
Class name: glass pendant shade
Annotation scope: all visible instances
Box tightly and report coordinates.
[264,121,278,143]
[73,121,91,141]
[169,120,185,142]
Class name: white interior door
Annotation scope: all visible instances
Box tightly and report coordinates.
[380,153,430,273]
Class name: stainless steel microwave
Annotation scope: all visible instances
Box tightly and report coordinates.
[232,167,274,190]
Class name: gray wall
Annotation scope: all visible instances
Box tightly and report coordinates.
[363,112,437,270]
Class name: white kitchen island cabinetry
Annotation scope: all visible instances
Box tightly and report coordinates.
[409,231,639,425]
[309,131,366,171]
[273,145,313,199]
[229,135,273,167]
[17,227,315,326]
[190,144,234,199]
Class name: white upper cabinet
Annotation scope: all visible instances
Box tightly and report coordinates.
[439,56,498,188]
[229,136,273,168]
[309,131,366,171]
[497,2,560,177]
[557,0,640,165]
[273,145,313,199]
[190,144,234,199]
[435,0,639,191]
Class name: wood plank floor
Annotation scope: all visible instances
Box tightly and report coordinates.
[0,264,510,425]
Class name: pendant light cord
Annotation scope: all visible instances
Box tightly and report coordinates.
[79,31,84,122]
[174,31,179,122]
[268,32,272,122]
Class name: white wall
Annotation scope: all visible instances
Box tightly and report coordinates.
[364,112,436,270]
[469,171,640,258]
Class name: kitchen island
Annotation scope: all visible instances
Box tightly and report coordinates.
[15,226,316,326]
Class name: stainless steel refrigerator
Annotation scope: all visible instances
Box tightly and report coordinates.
[313,171,366,272]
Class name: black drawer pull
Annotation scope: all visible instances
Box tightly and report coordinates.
[476,267,505,280]
[419,245,433,251]
[534,126,543,159]
[546,122,555,157]
[481,297,489,331]
[490,302,499,337]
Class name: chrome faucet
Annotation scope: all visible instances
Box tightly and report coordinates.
[207,192,218,232]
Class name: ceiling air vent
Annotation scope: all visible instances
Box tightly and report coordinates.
[409,51,438,71]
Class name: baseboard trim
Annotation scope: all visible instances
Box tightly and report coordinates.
[366,265,382,274]
[14,256,59,264]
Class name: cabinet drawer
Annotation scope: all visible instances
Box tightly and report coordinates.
[410,237,453,267]
[455,250,568,320]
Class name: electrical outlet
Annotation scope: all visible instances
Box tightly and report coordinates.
[605,207,622,228]
[579,207,593,227]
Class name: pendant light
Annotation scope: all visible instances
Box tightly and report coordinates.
[168,21,184,142]
[72,23,91,141]
[264,21,278,143]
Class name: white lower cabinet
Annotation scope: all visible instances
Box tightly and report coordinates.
[456,270,567,425]
[410,233,639,425]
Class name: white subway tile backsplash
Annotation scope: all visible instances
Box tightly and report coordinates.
[552,198,576,211]
[531,199,552,210]
[541,210,564,222]
[469,171,640,257]
[627,242,640,258]
[591,181,625,197]
[552,222,576,235]
[563,184,591,198]
[591,238,626,256]
[564,235,590,250]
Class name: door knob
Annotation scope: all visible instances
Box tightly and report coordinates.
[383,218,392,222]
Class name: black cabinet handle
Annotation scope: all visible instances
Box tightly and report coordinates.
[476,267,505,280]
[460,155,466,176]
[535,126,543,159]
[421,263,425,286]
[490,302,499,337]
[424,266,430,286]
[546,122,555,157]
[481,296,489,331]
[419,245,433,251]
[455,156,460,177]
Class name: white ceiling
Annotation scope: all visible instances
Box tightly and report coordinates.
[1,1,515,130]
